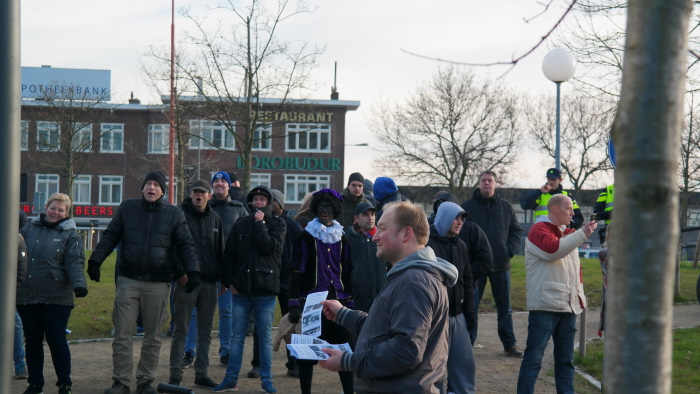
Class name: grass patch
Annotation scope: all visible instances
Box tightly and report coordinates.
[478,257,699,313]
[574,327,700,393]
[67,251,283,340]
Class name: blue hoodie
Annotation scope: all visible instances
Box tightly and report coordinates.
[434,202,466,237]
[374,177,398,201]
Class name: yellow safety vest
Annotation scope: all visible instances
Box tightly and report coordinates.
[534,190,580,218]
[595,184,614,224]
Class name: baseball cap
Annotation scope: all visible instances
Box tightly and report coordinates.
[546,168,562,179]
[190,179,212,193]
[354,201,376,216]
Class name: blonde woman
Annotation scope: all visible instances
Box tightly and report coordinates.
[17,193,87,394]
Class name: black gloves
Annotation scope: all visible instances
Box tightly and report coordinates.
[74,287,88,298]
[185,271,201,293]
[87,259,101,282]
[288,305,302,324]
[465,312,476,331]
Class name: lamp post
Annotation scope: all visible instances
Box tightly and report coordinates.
[542,49,577,171]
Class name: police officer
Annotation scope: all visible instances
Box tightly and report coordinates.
[593,184,614,244]
[520,168,583,229]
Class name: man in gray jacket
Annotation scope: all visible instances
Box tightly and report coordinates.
[319,201,457,394]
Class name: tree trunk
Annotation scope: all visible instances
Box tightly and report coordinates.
[604,1,692,393]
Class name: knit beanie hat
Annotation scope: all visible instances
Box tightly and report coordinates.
[348,172,365,185]
[270,189,285,210]
[142,171,166,192]
[212,171,232,186]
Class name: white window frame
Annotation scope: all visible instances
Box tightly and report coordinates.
[36,121,60,152]
[164,177,179,203]
[252,124,272,151]
[21,120,28,151]
[284,174,330,203]
[285,123,331,153]
[35,173,60,197]
[189,120,235,151]
[250,173,272,188]
[100,123,124,153]
[72,175,92,205]
[99,175,123,205]
[148,124,169,154]
[71,123,93,152]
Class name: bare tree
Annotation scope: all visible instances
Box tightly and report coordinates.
[605,1,692,393]
[25,86,115,206]
[679,92,700,228]
[368,66,521,197]
[525,93,614,191]
[169,0,323,190]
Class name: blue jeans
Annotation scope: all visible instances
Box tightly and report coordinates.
[517,311,577,394]
[218,287,232,357]
[225,293,276,383]
[184,308,197,355]
[14,310,26,369]
[477,270,517,349]
[17,304,74,386]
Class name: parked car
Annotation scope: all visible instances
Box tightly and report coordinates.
[579,248,601,259]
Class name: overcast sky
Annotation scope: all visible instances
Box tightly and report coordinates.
[21,0,610,190]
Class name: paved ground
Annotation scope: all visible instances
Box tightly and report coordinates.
[10,304,700,394]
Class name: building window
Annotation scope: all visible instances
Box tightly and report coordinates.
[189,120,235,150]
[101,123,124,153]
[284,174,330,203]
[35,173,60,197]
[71,123,93,152]
[148,124,169,154]
[72,175,91,205]
[286,123,331,152]
[21,121,28,151]
[99,175,123,205]
[164,178,179,203]
[250,173,272,188]
[253,124,272,151]
[36,121,60,151]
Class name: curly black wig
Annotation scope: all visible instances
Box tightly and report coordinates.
[310,191,343,218]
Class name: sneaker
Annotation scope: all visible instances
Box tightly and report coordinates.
[135,382,156,394]
[135,326,145,337]
[181,352,195,368]
[261,382,278,394]
[58,385,72,394]
[211,378,238,392]
[505,346,524,358]
[21,384,43,394]
[15,364,28,379]
[219,354,229,366]
[194,375,218,388]
[247,365,260,378]
[104,381,130,394]
[286,367,299,378]
[167,376,181,386]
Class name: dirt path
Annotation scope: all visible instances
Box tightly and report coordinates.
[11,304,700,394]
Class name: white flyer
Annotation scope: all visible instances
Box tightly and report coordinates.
[291,334,329,345]
[301,291,328,338]
[286,342,353,360]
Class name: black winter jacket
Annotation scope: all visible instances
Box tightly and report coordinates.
[174,198,225,283]
[345,225,387,313]
[209,195,248,242]
[279,213,303,297]
[426,226,474,318]
[17,216,86,306]
[461,189,522,272]
[17,234,27,286]
[223,189,286,295]
[457,221,493,285]
[90,197,200,282]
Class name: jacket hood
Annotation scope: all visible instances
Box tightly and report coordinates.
[246,185,274,216]
[363,179,374,195]
[536,214,567,232]
[31,215,77,231]
[182,197,211,217]
[434,202,465,237]
[387,246,458,287]
[374,177,398,201]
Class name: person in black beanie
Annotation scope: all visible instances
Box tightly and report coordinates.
[338,172,366,227]
[88,170,201,394]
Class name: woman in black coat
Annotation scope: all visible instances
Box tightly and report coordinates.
[17,193,87,394]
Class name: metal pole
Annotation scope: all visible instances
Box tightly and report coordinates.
[0,0,21,391]
[555,81,562,171]
[168,0,176,203]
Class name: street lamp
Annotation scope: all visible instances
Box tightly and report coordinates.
[345,143,369,147]
[542,48,577,171]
